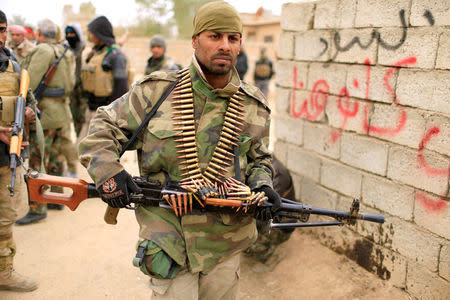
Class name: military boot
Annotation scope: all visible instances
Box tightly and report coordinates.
[15,212,47,225]
[0,253,38,292]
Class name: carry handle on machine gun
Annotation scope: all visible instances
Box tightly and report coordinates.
[24,170,385,228]
[33,43,69,101]
[8,70,30,196]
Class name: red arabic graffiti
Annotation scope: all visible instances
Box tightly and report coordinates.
[416,191,448,214]
[289,56,449,213]
[418,127,450,176]
[291,67,329,120]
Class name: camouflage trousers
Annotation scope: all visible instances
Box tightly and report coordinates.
[149,253,240,300]
[243,225,294,264]
[58,124,78,175]
[28,128,65,214]
[70,97,87,138]
[0,166,28,260]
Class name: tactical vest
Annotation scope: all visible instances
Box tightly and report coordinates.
[254,63,271,78]
[0,61,19,126]
[81,49,113,97]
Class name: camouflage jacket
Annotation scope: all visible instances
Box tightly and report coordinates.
[79,58,273,272]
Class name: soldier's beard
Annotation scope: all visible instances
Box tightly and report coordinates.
[198,53,233,76]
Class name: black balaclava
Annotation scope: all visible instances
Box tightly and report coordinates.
[87,16,115,46]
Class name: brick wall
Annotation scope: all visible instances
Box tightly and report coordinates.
[275,1,449,298]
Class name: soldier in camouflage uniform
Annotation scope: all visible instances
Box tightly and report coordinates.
[0,10,38,291]
[16,18,73,224]
[144,35,180,75]
[79,2,279,299]
[6,25,35,65]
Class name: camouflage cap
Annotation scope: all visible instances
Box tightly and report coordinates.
[192,1,243,37]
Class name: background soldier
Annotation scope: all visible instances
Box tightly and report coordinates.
[78,15,128,140]
[79,2,279,299]
[16,18,73,224]
[6,25,34,64]
[0,10,38,291]
[235,44,248,80]
[253,46,274,98]
[144,35,180,75]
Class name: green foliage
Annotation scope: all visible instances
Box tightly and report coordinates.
[135,0,213,39]
[9,15,33,28]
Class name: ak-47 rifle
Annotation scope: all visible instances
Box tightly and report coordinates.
[33,43,69,101]
[8,70,30,196]
[24,170,385,229]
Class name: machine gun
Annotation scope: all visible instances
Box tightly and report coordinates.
[24,170,385,229]
[8,70,30,196]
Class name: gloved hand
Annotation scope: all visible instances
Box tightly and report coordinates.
[252,185,281,221]
[98,170,140,208]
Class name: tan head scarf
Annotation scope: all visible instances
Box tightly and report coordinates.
[192,1,243,37]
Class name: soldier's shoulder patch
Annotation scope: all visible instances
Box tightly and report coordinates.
[240,81,270,112]
[139,70,178,84]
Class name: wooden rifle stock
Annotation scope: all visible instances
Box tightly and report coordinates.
[25,170,98,211]
[8,70,30,196]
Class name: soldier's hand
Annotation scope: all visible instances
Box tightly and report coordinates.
[24,107,36,123]
[98,170,140,208]
[252,185,281,221]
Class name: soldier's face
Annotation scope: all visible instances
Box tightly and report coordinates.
[151,46,164,59]
[10,33,24,45]
[193,31,241,76]
[0,24,7,49]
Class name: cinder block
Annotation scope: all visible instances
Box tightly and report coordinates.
[367,104,427,149]
[387,146,449,195]
[321,158,363,198]
[397,69,450,115]
[355,0,411,28]
[362,174,415,220]
[307,62,347,95]
[331,28,378,64]
[273,115,303,146]
[281,2,315,32]
[355,203,386,245]
[440,244,450,281]
[414,191,450,240]
[304,123,340,159]
[295,30,332,62]
[325,95,367,136]
[389,217,440,271]
[301,177,339,209]
[378,28,440,69]
[340,132,389,176]
[346,64,397,103]
[287,145,321,181]
[274,87,291,116]
[314,0,357,29]
[291,89,327,122]
[407,261,450,299]
[424,114,450,157]
[290,173,303,202]
[277,32,295,60]
[273,140,288,165]
[436,29,450,70]
[410,0,450,26]
[275,60,308,89]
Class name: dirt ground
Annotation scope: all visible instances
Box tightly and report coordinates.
[1,153,410,300]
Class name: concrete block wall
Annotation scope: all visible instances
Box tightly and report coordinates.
[276,1,449,298]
